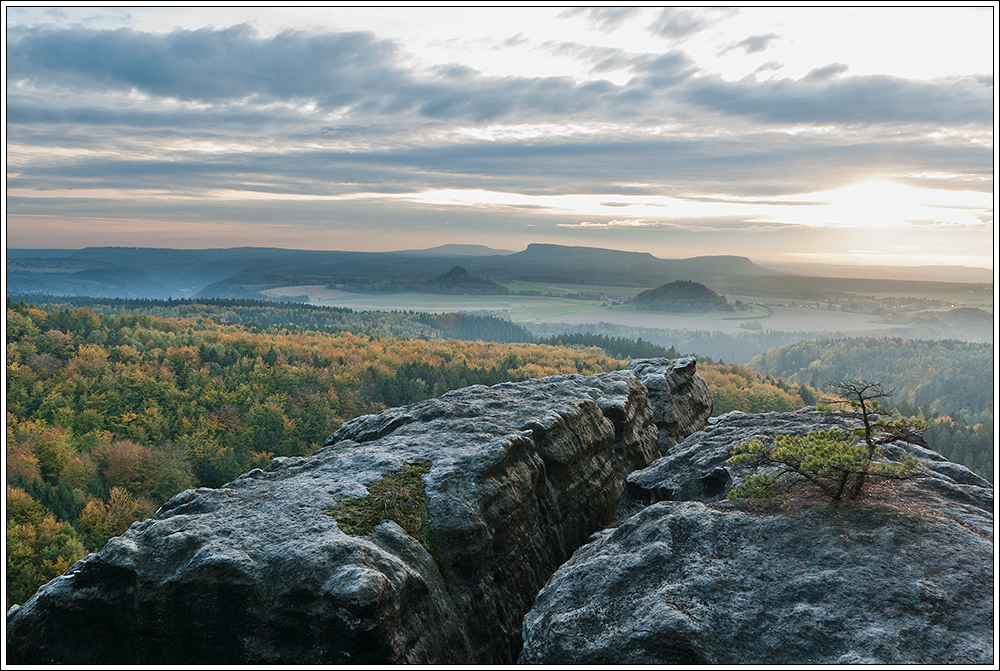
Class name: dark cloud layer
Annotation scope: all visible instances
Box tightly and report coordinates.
[8,24,402,108]
[684,72,991,126]
[8,25,627,123]
[8,25,991,128]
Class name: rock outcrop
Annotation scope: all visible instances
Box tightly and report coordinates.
[6,371,661,665]
[8,370,991,665]
[520,409,994,665]
[626,357,713,453]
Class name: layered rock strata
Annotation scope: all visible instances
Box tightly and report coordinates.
[626,357,713,453]
[6,371,659,665]
[520,409,994,665]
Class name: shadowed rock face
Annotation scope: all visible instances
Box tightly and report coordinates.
[520,409,994,665]
[626,357,713,453]
[6,371,660,665]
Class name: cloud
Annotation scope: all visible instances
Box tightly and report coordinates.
[560,7,641,32]
[6,25,633,123]
[561,219,660,229]
[502,33,528,48]
[754,61,784,75]
[627,51,701,88]
[682,72,992,126]
[7,24,403,107]
[8,24,992,131]
[648,8,713,39]
[10,127,988,206]
[431,63,481,79]
[544,41,640,75]
[5,21,993,255]
[557,216,810,234]
[805,63,849,81]
[721,33,782,55]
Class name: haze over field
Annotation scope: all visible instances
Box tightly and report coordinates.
[4,5,995,270]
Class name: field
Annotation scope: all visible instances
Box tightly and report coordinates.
[529,302,902,334]
[262,285,910,336]
[854,290,994,311]
[261,284,605,320]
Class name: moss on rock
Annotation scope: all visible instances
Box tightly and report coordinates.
[325,462,434,553]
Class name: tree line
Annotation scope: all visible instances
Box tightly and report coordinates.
[6,294,537,343]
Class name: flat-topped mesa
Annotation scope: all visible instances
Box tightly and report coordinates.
[7,367,694,665]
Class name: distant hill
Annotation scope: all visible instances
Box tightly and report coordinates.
[5,247,308,299]
[630,280,729,312]
[5,244,991,305]
[395,244,516,257]
[760,261,994,284]
[466,244,779,286]
[337,266,509,295]
[420,266,508,294]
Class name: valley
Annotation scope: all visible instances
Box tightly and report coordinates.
[260,283,958,337]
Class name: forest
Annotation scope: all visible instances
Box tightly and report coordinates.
[526,321,878,364]
[630,280,732,312]
[7,294,537,343]
[6,299,816,608]
[749,337,993,480]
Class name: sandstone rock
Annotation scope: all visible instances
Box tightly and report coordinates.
[5,372,658,665]
[625,408,992,510]
[626,357,713,453]
[520,409,994,664]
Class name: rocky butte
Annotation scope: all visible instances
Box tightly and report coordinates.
[5,359,993,665]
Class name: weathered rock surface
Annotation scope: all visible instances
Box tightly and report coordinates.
[626,357,713,453]
[6,371,659,665]
[520,408,994,664]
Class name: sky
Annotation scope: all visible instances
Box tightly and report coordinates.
[3,3,997,268]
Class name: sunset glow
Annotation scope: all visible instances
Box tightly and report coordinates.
[4,5,995,269]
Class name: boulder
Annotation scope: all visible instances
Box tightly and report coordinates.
[520,409,994,664]
[626,357,713,454]
[5,371,658,665]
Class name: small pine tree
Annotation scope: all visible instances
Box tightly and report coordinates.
[727,379,925,504]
